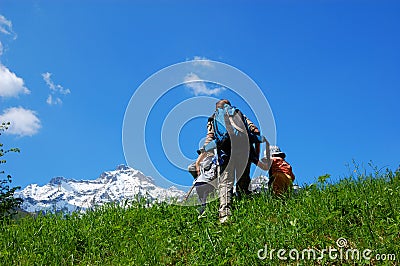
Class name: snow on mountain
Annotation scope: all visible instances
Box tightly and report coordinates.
[249,175,270,192]
[249,175,300,194]
[16,165,186,213]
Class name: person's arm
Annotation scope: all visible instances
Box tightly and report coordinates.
[255,143,260,160]
[256,140,271,171]
[244,115,260,135]
[203,116,215,146]
[256,159,268,170]
[264,139,270,161]
[288,164,295,181]
[244,115,261,159]
[198,117,215,175]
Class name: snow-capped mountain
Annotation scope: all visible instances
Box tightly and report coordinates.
[249,175,270,192]
[16,165,186,213]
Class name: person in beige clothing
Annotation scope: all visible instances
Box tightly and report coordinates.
[197,99,266,223]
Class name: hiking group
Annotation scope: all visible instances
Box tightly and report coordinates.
[188,99,296,224]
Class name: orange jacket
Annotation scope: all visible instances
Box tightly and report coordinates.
[269,157,295,181]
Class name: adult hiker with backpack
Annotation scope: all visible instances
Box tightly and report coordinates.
[197,99,268,223]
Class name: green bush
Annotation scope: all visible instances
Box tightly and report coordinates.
[0,122,22,220]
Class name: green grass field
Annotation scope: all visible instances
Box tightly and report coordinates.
[1,166,399,265]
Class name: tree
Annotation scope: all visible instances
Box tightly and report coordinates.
[0,122,23,220]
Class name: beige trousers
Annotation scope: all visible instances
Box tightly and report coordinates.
[218,166,234,218]
[217,151,249,218]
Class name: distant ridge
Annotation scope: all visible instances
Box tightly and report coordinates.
[16,165,186,213]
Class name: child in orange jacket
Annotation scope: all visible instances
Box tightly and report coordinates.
[257,146,295,196]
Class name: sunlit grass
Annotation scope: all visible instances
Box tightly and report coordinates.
[1,167,399,265]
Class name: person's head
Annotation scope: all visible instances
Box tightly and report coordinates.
[269,145,286,159]
[216,99,231,109]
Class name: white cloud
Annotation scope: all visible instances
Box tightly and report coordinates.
[0,15,17,57]
[42,72,70,94]
[42,72,70,105]
[0,63,31,98]
[0,15,17,40]
[0,107,41,137]
[0,16,39,137]
[191,56,214,68]
[184,73,225,96]
[46,94,62,105]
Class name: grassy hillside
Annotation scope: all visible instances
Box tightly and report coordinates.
[1,167,399,265]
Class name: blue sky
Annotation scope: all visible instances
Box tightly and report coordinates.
[0,1,399,190]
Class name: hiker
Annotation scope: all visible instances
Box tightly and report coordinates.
[188,151,217,217]
[197,99,266,223]
[264,146,295,196]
